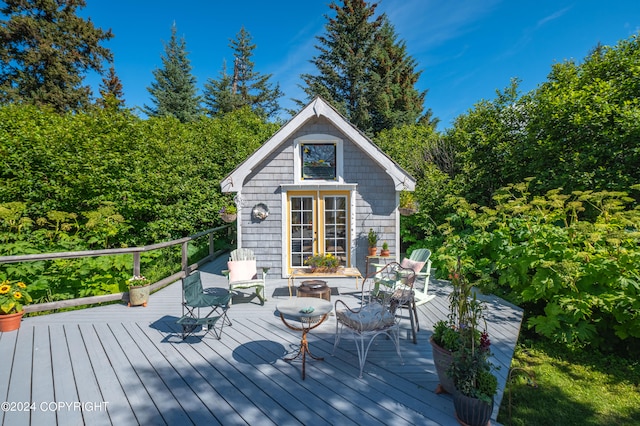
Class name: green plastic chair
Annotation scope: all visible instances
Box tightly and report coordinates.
[177,271,232,339]
[405,248,435,306]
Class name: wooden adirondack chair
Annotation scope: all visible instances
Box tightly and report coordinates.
[223,248,267,305]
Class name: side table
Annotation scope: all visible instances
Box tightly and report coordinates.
[277,298,333,379]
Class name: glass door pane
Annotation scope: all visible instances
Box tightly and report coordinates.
[323,196,347,266]
[290,196,314,267]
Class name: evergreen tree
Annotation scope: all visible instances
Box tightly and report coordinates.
[299,0,426,135]
[0,0,113,112]
[203,27,283,119]
[370,20,428,131]
[144,23,201,122]
[98,64,125,109]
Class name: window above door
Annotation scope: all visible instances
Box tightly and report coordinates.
[293,134,343,184]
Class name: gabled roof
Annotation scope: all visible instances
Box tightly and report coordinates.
[220,96,416,193]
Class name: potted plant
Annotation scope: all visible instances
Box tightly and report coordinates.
[304,253,340,273]
[381,242,390,257]
[439,258,496,426]
[219,204,237,223]
[430,258,486,395]
[399,191,418,216]
[127,275,151,307]
[367,228,378,256]
[449,330,497,426]
[0,279,32,332]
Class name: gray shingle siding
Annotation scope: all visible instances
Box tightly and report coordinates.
[237,117,398,277]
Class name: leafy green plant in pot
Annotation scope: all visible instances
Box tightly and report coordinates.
[219,203,238,223]
[445,259,497,426]
[381,241,390,256]
[430,257,486,395]
[367,228,378,255]
[127,275,151,307]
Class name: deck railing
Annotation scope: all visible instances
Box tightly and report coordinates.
[0,225,232,313]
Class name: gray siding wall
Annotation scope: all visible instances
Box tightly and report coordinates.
[238,117,397,278]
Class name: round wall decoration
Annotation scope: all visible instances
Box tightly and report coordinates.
[252,203,269,220]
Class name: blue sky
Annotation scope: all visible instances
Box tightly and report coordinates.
[80,0,640,130]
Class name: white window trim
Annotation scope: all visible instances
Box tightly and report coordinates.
[293,134,344,184]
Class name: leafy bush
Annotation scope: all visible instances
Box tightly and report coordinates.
[435,180,640,351]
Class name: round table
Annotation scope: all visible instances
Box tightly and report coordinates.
[277,298,333,379]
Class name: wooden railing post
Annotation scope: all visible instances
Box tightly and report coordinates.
[209,232,215,257]
[182,241,189,275]
[133,252,141,277]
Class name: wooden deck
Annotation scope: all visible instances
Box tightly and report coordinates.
[1,257,523,425]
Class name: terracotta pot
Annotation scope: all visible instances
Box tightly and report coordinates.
[453,391,494,426]
[128,285,150,307]
[380,249,390,257]
[368,247,377,256]
[430,336,455,394]
[0,311,24,332]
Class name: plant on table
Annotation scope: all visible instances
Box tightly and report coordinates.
[304,253,340,272]
[367,228,378,248]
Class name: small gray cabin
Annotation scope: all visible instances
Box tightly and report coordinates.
[220,97,415,278]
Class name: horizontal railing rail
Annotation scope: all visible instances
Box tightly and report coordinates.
[0,225,232,313]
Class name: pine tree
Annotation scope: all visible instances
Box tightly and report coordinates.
[144,23,201,122]
[98,65,125,109]
[0,0,113,112]
[369,20,427,131]
[203,27,283,119]
[300,0,426,134]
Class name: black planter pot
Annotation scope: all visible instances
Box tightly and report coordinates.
[452,391,493,426]
[430,337,455,394]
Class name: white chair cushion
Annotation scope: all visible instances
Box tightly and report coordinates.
[227,260,257,282]
[401,258,425,274]
[337,303,395,332]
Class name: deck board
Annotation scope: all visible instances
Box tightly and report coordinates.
[1,257,523,425]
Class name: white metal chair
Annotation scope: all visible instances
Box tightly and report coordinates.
[333,262,416,377]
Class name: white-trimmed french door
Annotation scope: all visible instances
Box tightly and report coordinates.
[287,191,350,272]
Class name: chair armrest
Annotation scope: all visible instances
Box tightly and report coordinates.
[221,269,230,279]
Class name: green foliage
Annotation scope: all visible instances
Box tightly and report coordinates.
[435,180,640,351]
[203,27,283,120]
[0,0,113,112]
[0,104,276,246]
[445,35,640,207]
[143,23,201,122]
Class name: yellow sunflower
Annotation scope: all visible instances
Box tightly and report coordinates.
[13,291,22,299]
[0,284,10,294]
[17,282,26,288]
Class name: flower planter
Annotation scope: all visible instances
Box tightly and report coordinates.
[220,213,237,223]
[453,391,494,426]
[128,285,150,307]
[0,311,24,332]
[309,267,339,274]
[368,247,377,256]
[430,336,455,394]
[399,207,417,216]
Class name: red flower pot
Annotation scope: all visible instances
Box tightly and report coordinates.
[0,311,24,332]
